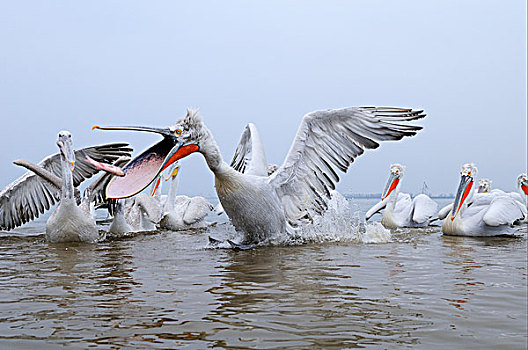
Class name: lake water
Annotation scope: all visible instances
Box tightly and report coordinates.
[0,198,526,349]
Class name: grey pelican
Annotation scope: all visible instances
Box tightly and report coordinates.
[0,131,131,242]
[94,106,425,244]
[158,163,214,231]
[441,164,525,236]
[365,164,438,228]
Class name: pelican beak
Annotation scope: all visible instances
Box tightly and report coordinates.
[92,125,173,137]
[521,179,528,196]
[95,124,199,199]
[150,176,162,196]
[451,174,473,221]
[169,164,180,180]
[381,172,399,201]
[57,138,76,171]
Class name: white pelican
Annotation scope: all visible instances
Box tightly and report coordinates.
[441,164,525,236]
[0,131,131,242]
[365,164,438,228]
[438,174,527,222]
[477,178,492,193]
[159,163,214,231]
[94,106,425,244]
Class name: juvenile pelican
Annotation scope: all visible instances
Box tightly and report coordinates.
[0,134,132,234]
[365,164,438,228]
[94,106,425,244]
[159,163,214,231]
[1,131,131,242]
[442,164,525,236]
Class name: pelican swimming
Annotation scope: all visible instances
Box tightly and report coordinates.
[438,174,527,222]
[365,164,438,228]
[441,164,525,236]
[477,178,492,193]
[158,163,214,231]
[0,131,132,242]
[94,106,425,244]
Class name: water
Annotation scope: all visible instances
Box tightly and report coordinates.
[0,199,526,349]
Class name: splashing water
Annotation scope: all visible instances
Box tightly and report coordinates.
[291,191,392,245]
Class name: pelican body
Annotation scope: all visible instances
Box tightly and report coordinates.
[365,164,437,229]
[0,132,131,241]
[159,164,214,231]
[95,107,425,244]
[442,164,525,236]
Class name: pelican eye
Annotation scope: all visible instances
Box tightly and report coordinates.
[174,129,182,136]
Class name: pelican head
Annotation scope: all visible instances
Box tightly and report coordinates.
[94,109,208,199]
[450,163,477,221]
[381,163,405,200]
[56,130,75,171]
[517,173,528,196]
[477,178,492,193]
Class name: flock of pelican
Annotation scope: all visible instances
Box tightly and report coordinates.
[0,106,526,244]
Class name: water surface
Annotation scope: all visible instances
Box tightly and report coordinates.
[0,199,526,349]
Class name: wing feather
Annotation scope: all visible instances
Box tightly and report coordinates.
[0,143,132,231]
[269,106,425,227]
[229,123,268,176]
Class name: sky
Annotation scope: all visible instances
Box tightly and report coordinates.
[0,0,526,197]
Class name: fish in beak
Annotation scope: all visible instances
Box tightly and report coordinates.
[80,150,125,177]
[93,125,199,199]
[381,172,400,201]
[451,174,474,221]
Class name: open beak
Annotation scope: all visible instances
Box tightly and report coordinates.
[92,125,173,137]
[451,175,473,221]
[94,124,198,199]
[381,172,399,201]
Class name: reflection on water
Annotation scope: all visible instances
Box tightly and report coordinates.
[0,199,526,348]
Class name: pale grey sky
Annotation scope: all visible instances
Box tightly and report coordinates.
[0,1,526,197]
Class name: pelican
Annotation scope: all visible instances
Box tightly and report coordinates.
[0,131,131,242]
[94,106,425,244]
[158,163,214,231]
[365,164,438,228]
[438,174,528,222]
[441,164,525,236]
[477,178,492,193]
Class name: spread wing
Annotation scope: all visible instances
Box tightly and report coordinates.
[0,143,132,231]
[412,194,438,224]
[268,107,425,227]
[229,123,268,176]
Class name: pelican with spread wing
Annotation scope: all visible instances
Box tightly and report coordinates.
[365,164,438,228]
[0,131,132,242]
[94,106,425,244]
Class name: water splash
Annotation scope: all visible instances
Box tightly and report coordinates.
[287,191,392,245]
